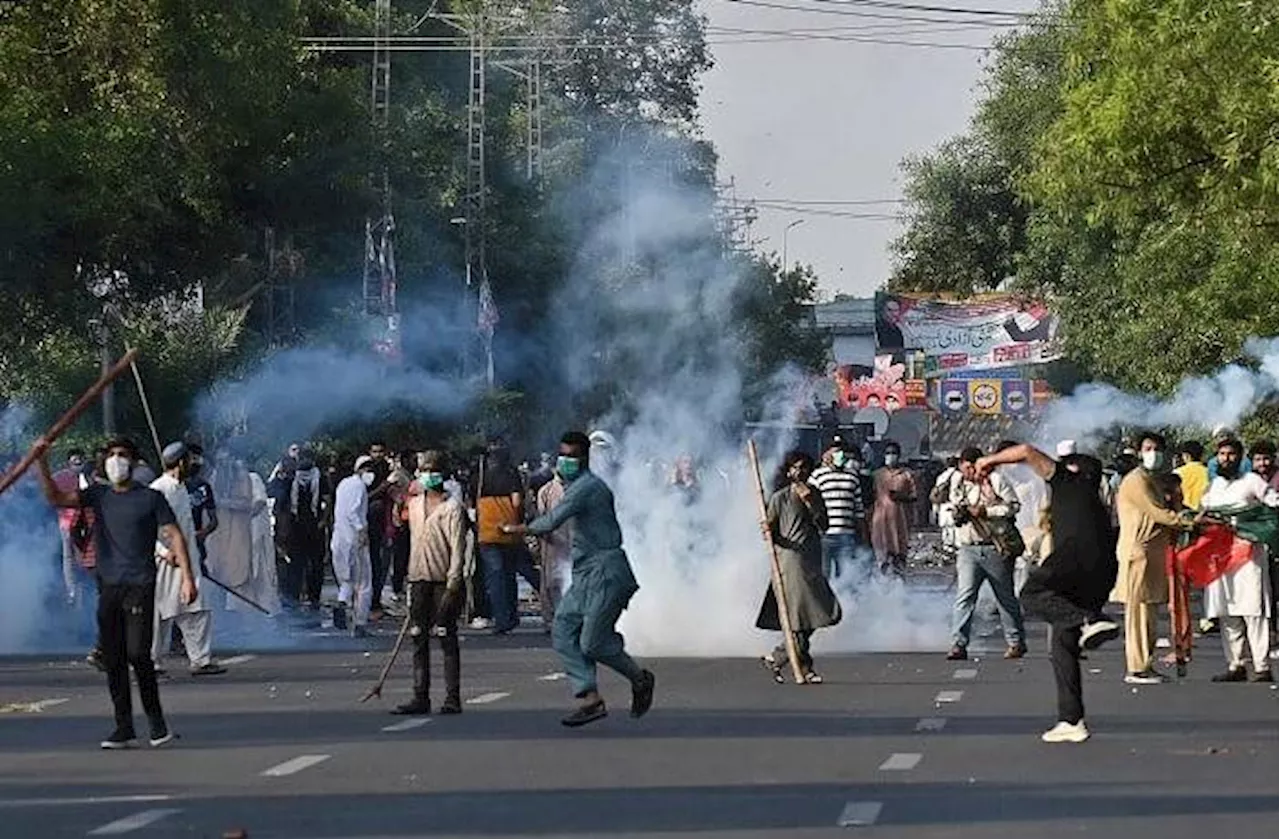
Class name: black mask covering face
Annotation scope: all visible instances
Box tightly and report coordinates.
[1063,454,1102,487]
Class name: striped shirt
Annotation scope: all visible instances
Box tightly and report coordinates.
[809,465,865,535]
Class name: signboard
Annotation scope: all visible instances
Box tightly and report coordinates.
[968,380,1003,415]
[904,379,928,408]
[874,292,1061,375]
[1003,379,1030,415]
[940,380,968,414]
[833,355,910,412]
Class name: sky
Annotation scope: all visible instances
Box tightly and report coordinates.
[697,0,1038,299]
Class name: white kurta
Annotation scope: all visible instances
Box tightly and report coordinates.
[1200,473,1277,619]
[206,465,254,590]
[228,473,281,614]
[151,473,207,620]
[331,475,372,625]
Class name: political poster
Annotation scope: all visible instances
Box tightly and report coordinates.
[968,380,1003,415]
[1002,379,1031,415]
[939,380,968,414]
[874,292,1062,375]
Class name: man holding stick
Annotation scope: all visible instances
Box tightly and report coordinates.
[502,431,655,728]
[35,437,195,749]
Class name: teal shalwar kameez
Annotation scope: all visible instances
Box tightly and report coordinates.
[527,470,645,697]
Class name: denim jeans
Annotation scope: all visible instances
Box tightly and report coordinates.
[478,543,542,633]
[821,532,859,581]
[952,544,1024,648]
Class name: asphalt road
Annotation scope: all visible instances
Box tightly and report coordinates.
[0,622,1276,839]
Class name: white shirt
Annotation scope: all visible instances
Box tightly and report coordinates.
[1200,473,1276,618]
[948,470,1021,547]
[333,475,369,537]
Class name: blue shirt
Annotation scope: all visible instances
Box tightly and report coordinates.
[80,483,176,586]
[527,471,623,565]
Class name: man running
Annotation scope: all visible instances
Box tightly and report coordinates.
[502,431,655,727]
[35,438,195,749]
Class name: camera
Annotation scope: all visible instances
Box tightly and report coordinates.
[952,505,972,526]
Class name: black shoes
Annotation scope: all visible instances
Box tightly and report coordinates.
[390,700,431,716]
[1211,667,1247,682]
[100,728,137,750]
[561,700,607,728]
[631,670,656,718]
[438,696,463,715]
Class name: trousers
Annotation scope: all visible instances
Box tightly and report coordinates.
[1021,583,1091,725]
[1221,615,1272,672]
[153,609,213,668]
[1123,599,1157,674]
[99,582,166,735]
[478,543,542,633]
[406,581,461,701]
[772,629,815,672]
[333,538,373,627]
[952,544,1025,648]
[552,556,643,697]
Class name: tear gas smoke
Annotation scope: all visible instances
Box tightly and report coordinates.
[1037,337,1279,448]
[548,141,951,656]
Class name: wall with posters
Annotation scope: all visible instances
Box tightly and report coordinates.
[833,354,928,412]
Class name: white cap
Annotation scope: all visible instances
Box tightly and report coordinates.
[1056,440,1077,457]
[354,455,374,472]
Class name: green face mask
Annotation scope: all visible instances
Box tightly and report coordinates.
[832,451,847,468]
[419,472,445,491]
[556,456,582,481]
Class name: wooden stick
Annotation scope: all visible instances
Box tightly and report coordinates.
[126,351,164,464]
[360,604,414,703]
[0,349,140,497]
[746,439,806,685]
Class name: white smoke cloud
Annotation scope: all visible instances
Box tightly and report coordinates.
[1037,336,1280,448]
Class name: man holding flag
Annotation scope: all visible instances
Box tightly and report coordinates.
[1186,438,1278,683]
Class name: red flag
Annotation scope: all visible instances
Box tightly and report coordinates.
[1175,523,1255,588]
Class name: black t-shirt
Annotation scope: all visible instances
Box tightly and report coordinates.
[187,477,216,530]
[1033,458,1117,609]
[478,463,523,499]
[80,483,176,586]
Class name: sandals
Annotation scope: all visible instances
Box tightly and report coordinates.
[761,655,823,685]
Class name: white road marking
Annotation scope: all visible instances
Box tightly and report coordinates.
[465,691,510,704]
[0,795,175,810]
[836,801,883,827]
[879,753,922,771]
[915,717,947,732]
[953,668,978,680]
[260,754,331,777]
[382,718,431,732]
[0,697,70,714]
[87,808,181,835]
[220,654,256,665]
[537,672,567,681]
[934,690,964,703]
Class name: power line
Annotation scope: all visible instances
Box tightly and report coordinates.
[788,0,1036,19]
[747,197,908,205]
[716,0,1031,26]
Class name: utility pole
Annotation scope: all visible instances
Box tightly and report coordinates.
[99,315,115,435]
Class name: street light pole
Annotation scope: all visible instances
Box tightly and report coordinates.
[782,218,805,273]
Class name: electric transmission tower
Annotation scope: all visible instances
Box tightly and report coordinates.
[362,0,399,356]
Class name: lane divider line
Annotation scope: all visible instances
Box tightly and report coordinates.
[220,655,256,666]
[382,718,431,732]
[878,753,922,771]
[915,717,947,732]
[260,754,331,777]
[953,668,978,680]
[934,690,964,703]
[466,692,511,705]
[0,795,175,810]
[0,698,70,714]
[537,672,567,681]
[837,801,883,827]
[87,808,182,835]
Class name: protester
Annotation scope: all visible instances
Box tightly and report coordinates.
[758,450,842,685]
[1155,472,1192,673]
[1174,441,1210,510]
[1113,431,1190,685]
[392,450,467,716]
[930,456,960,559]
[238,463,280,615]
[387,448,417,611]
[976,444,1119,743]
[475,438,541,634]
[36,437,193,749]
[150,443,225,676]
[502,431,655,727]
[185,443,218,569]
[204,450,255,612]
[53,449,92,607]
[332,455,375,635]
[366,441,394,618]
[946,446,1026,661]
[1249,440,1278,622]
[809,438,865,581]
[870,440,917,576]
[535,466,572,632]
[1200,438,1276,682]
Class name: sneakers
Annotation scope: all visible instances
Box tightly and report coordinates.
[630,670,656,718]
[469,616,494,630]
[1249,669,1274,683]
[390,699,431,716]
[148,726,177,748]
[86,648,106,673]
[1211,666,1247,682]
[1124,670,1168,685]
[1041,720,1090,743]
[100,729,138,750]
[945,646,968,661]
[1080,619,1120,650]
[191,662,227,677]
[1004,644,1027,660]
[561,700,607,728]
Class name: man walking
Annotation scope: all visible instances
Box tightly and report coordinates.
[36,438,194,749]
[975,444,1119,743]
[391,451,467,716]
[809,438,865,582]
[502,432,655,727]
[151,443,225,676]
[946,447,1026,661]
[1114,431,1187,684]
[332,456,376,635]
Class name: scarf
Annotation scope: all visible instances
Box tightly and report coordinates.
[291,467,321,518]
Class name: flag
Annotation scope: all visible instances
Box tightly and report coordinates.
[1175,523,1255,588]
[477,278,499,338]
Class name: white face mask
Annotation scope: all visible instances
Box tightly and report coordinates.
[1141,450,1164,471]
[883,454,900,467]
[361,471,375,486]
[105,455,132,485]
